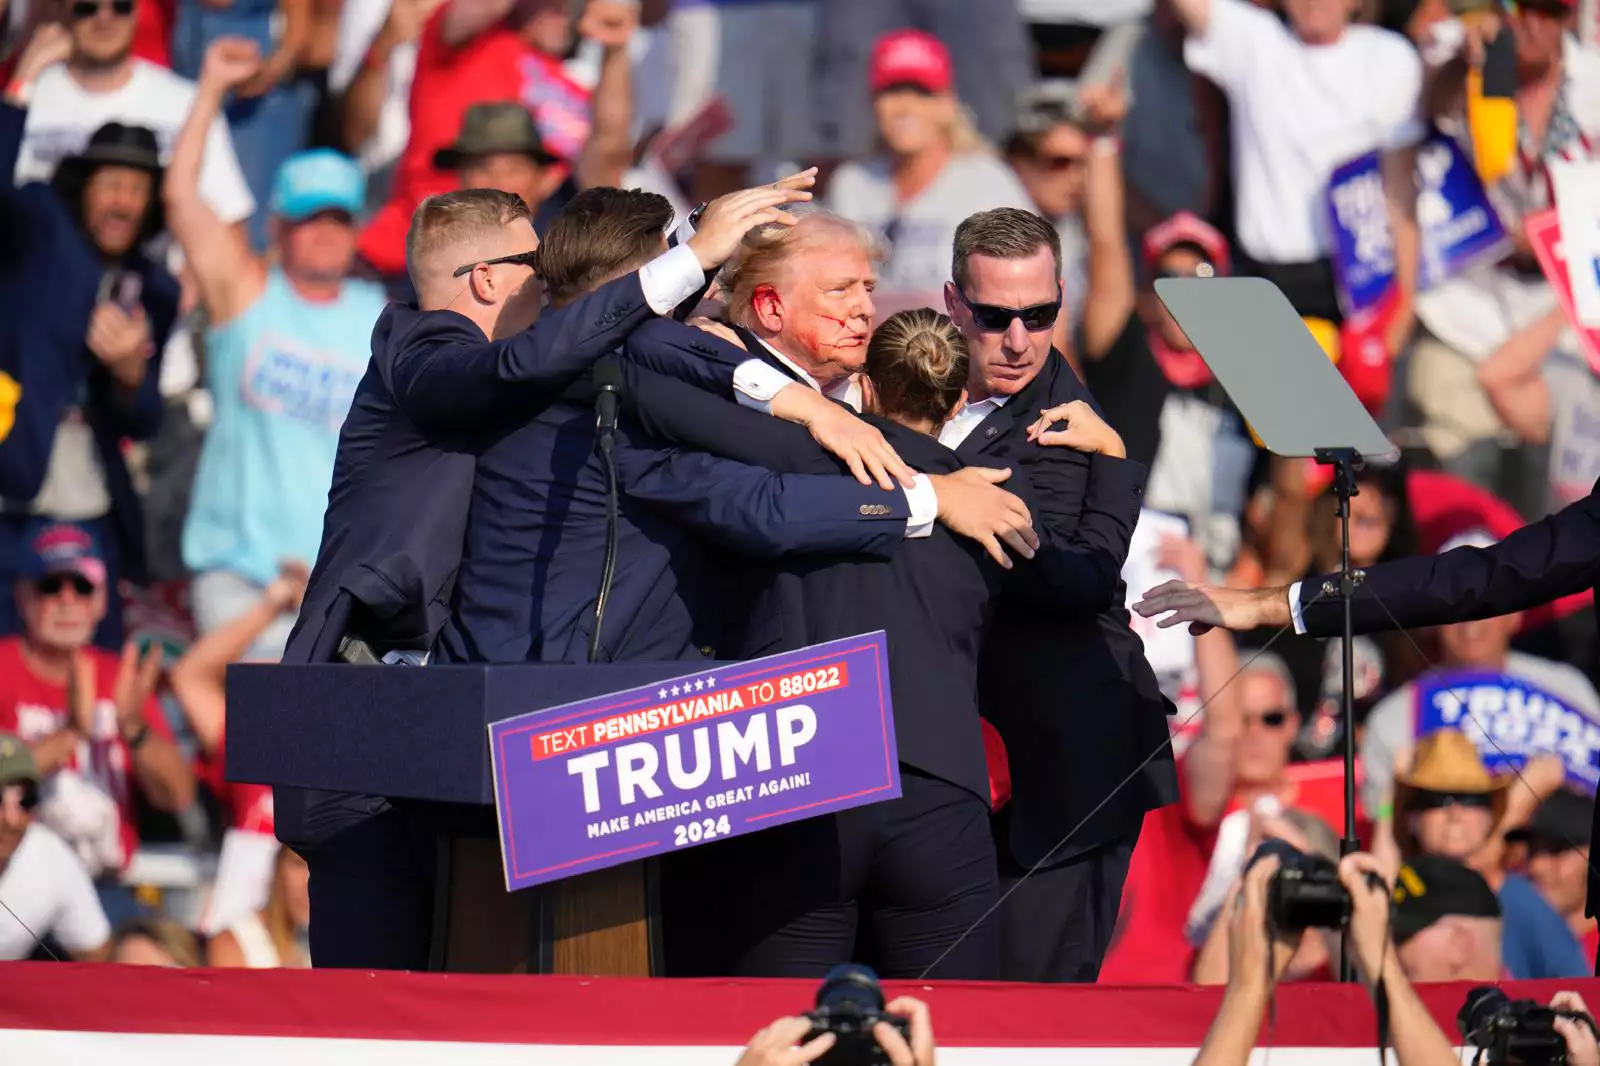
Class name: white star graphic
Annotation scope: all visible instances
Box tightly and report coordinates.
[671,684,681,696]
[694,679,705,691]
[707,677,716,689]
[658,688,667,699]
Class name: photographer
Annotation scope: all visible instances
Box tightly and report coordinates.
[735,997,937,1066]
[1193,851,1459,1066]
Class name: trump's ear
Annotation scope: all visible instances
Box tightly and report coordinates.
[752,283,784,333]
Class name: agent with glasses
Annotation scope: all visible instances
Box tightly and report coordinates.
[0,733,113,962]
[941,206,1178,983]
[276,175,813,972]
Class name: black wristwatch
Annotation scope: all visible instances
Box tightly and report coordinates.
[124,722,150,750]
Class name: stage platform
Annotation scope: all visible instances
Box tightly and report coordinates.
[0,963,1588,1063]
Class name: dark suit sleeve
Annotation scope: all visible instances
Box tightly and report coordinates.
[1006,452,1147,619]
[620,318,747,397]
[615,423,908,561]
[1299,485,1600,638]
[622,364,842,475]
[389,273,653,431]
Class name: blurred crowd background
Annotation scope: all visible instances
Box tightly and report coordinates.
[2,0,1600,982]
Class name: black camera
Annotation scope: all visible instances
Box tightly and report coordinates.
[804,964,912,1066]
[1251,838,1350,931]
[1458,987,1597,1066]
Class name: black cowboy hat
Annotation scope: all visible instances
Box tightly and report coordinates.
[50,122,165,252]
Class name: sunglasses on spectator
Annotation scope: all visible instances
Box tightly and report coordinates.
[956,288,1061,333]
[1244,709,1290,729]
[3,783,39,813]
[1030,153,1086,173]
[72,0,134,19]
[452,249,539,278]
[37,572,94,597]
[1408,789,1495,812]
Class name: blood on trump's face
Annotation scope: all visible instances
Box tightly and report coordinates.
[756,238,877,387]
[946,247,1059,403]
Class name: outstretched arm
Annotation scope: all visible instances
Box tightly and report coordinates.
[163,38,268,327]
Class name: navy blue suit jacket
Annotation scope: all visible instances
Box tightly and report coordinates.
[624,319,1176,865]
[623,358,1147,803]
[282,272,659,668]
[432,357,916,666]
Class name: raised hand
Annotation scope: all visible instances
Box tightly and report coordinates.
[929,466,1039,570]
[1337,853,1393,988]
[578,0,639,50]
[1133,580,1290,634]
[9,22,73,92]
[877,997,936,1066]
[686,169,818,273]
[1078,71,1127,136]
[200,36,263,93]
[113,640,163,735]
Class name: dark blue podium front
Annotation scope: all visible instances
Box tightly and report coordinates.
[225,660,735,976]
[225,661,734,803]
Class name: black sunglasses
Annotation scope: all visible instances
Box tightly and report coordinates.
[4,783,38,813]
[452,249,539,278]
[1409,789,1495,812]
[37,572,94,597]
[72,0,134,19]
[957,287,1060,333]
[1247,709,1290,729]
[1031,153,1086,173]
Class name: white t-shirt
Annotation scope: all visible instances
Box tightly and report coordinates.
[826,152,1034,296]
[1184,0,1424,263]
[0,823,111,960]
[16,60,255,225]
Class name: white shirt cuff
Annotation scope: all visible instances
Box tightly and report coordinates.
[1287,581,1307,635]
[733,359,796,414]
[638,244,706,317]
[902,473,936,539]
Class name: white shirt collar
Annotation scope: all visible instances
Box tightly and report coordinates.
[757,337,862,411]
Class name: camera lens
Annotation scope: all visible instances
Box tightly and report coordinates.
[815,964,887,1015]
[1459,986,1513,1043]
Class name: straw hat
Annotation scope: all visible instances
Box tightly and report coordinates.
[1393,729,1511,854]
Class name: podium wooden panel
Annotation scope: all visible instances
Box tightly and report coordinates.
[226,661,727,976]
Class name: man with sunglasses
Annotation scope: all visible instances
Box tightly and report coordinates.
[938,206,1177,983]
[0,733,111,961]
[8,0,252,227]
[0,520,192,924]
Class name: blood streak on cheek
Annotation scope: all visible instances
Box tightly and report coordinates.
[812,313,854,350]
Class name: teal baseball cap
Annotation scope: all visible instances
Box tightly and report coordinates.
[270,149,365,222]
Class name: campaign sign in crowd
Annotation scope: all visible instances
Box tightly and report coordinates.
[1415,670,1600,794]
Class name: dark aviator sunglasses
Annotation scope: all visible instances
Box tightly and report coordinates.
[37,572,94,597]
[956,287,1061,334]
[452,249,539,278]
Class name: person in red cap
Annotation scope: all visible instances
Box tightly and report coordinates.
[812,0,1031,164]
[825,29,1031,303]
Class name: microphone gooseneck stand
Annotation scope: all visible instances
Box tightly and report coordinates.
[1315,446,1364,983]
[588,363,623,665]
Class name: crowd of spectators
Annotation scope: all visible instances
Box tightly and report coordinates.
[0,0,1598,982]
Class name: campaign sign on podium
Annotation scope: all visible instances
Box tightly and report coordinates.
[488,633,901,891]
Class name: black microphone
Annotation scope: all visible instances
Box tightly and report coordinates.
[594,355,623,446]
[589,356,624,664]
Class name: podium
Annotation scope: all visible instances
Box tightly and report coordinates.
[225,661,732,975]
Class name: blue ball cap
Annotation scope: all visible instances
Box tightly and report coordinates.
[270,148,365,222]
[19,520,105,586]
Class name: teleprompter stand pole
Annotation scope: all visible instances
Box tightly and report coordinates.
[1316,446,1364,984]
